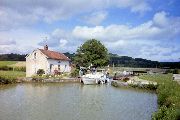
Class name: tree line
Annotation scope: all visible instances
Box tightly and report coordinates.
[0,53,179,69]
[0,39,179,69]
[0,53,26,61]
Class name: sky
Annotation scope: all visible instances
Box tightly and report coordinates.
[0,0,180,62]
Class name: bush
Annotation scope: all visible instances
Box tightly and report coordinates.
[14,67,26,72]
[70,68,79,77]
[37,69,45,76]
[0,66,26,72]
[0,66,13,71]
[111,81,118,87]
[0,76,15,84]
[173,69,179,74]
[152,106,177,120]
[0,71,25,84]
[122,77,129,82]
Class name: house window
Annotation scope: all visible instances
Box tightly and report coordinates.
[34,52,36,59]
[58,65,60,71]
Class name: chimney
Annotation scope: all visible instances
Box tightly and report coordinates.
[44,45,48,50]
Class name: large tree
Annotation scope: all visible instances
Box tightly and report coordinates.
[74,39,109,67]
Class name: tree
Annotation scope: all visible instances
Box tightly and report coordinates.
[74,39,109,67]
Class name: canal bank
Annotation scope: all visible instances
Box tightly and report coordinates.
[111,76,158,90]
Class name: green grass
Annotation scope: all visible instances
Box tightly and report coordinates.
[139,74,180,120]
[0,70,25,84]
[0,61,26,71]
[0,61,17,67]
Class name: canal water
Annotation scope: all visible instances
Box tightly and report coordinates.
[0,83,157,120]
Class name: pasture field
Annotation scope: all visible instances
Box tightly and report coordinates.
[139,74,180,120]
[0,61,17,67]
[0,61,26,71]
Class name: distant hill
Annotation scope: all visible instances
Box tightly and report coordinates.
[109,53,159,68]
[0,53,26,61]
[109,53,180,69]
[159,62,180,69]
[0,53,179,69]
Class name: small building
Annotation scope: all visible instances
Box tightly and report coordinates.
[26,45,71,77]
[173,74,180,82]
[147,68,166,74]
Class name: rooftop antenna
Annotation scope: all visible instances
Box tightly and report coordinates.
[43,37,48,50]
[44,36,48,45]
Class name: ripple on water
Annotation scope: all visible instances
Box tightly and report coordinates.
[0,83,157,120]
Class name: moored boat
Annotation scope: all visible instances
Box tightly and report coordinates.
[81,69,110,85]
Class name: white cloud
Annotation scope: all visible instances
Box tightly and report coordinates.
[114,0,151,13]
[72,11,180,61]
[0,45,34,54]
[0,7,39,30]
[0,39,16,45]
[0,0,151,30]
[59,39,68,47]
[73,11,180,41]
[0,28,47,54]
[39,11,180,61]
[1,11,180,61]
[153,11,169,27]
[83,11,108,25]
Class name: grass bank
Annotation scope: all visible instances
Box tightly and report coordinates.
[0,71,25,84]
[0,61,26,72]
[139,74,180,120]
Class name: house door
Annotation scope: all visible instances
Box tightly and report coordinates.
[58,65,60,72]
[50,64,53,73]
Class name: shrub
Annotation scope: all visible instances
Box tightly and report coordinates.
[173,69,179,74]
[0,71,25,84]
[152,106,177,120]
[37,69,45,76]
[111,81,117,87]
[122,77,129,82]
[0,66,13,71]
[70,68,79,77]
[14,67,26,72]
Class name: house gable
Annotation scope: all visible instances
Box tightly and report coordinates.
[26,46,71,77]
[26,49,48,60]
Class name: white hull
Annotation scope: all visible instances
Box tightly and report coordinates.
[81,71,110,85]
[82,77,97,85]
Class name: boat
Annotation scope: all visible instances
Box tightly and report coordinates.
[81,77,97,84]
[80,68,110,85]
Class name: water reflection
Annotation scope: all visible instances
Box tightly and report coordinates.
[0,83,157,120]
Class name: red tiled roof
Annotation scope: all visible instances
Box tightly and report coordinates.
[39,49,70,61]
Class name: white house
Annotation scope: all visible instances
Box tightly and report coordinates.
[26,45,71,77]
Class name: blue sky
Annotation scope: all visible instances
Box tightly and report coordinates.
[0,0,180,62]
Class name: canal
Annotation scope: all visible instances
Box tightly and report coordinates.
[0,83,157,120]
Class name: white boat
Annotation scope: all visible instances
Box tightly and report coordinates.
[81,77,97,84]
[81,69,110,85]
